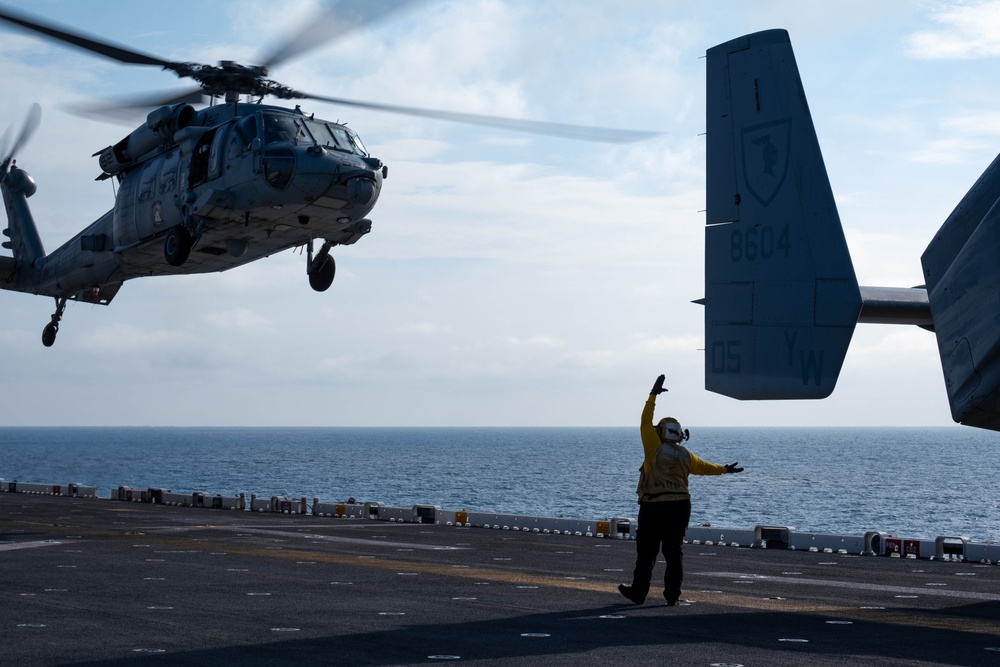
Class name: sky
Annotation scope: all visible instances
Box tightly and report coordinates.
[0,0,997,427]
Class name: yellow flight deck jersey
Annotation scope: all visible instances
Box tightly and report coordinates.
[637,394,728,503]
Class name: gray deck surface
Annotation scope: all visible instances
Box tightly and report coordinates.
[2,493,999,666]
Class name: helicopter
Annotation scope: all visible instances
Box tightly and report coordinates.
[0,3,660,347]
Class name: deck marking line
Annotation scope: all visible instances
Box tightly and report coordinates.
[692,571,1000,601]
[0,540,64,552]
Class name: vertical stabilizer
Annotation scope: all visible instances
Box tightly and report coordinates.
[1,163,45,267]
[0,104,44,271]
[704,30,861,399]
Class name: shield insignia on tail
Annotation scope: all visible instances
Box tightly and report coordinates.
[740,119,791,207]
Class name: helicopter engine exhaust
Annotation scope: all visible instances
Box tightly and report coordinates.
[97,103,195,176]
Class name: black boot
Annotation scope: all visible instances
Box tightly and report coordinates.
[618,584,645,605]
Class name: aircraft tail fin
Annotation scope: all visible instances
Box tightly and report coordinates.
[1,162,46,267]
[0,104,45,273]
[703,30,862,399]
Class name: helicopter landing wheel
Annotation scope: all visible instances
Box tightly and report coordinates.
[309,255,336,292]
[42,322,58,347]
[41,297,67,347]
[164,226,193,267]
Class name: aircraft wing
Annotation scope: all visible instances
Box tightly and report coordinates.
[921,150,1000,430]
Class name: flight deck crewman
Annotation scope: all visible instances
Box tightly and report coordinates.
[618,374,743,606]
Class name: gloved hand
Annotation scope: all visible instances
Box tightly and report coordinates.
[650,374,668,395]
[725,462,744,474]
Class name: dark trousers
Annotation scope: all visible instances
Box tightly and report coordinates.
[630,499,691,602]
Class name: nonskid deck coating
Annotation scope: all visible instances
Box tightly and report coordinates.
[2,493,999,666]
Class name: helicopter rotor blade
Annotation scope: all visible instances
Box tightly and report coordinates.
[1,103,41,173]
[0,4,661,145]
[68,88,206,125]
[0,126,11,164]
[0,5,176,68]
[8,103,41,159]
[259,0,423,69]
[299,93,663,144]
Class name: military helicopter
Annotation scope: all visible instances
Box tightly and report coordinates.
[0,3,659,347]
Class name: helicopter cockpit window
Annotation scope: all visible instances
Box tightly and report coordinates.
[344,127,368,156]
[303,119,368,157]
[137,159,159,204]
[304,120,339,150]
[263,114,303,145]
[235,114,258,149]
[263,147,295,190]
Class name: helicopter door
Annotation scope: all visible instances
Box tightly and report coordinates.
[134,150,181,241]
[135,159,160,239]
[158,149,179,199]
[112,168,141,248]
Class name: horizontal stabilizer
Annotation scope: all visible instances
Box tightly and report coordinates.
[704,30,861,400]
[0,254,14,285]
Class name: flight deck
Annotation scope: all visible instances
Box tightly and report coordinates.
[2,492,999,666]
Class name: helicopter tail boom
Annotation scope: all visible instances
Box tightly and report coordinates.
[1,160,122,305]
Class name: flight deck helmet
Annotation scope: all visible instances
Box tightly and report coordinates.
[656,417,684,443]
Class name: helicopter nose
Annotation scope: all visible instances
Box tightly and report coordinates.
[315,152,382,206]
[286,148,382,217]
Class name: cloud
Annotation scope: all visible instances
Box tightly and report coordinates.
[904,137,977,165]
[628,334,703,355]
[843,228,927,288]
[401,321,454,335]
[892,110,1000,166]
[506,335,562,348]
[75,323,194,353]
[203,307,273,330]
[906,1,1000,59]
[847,327,941,371]
[941,110,1000,135]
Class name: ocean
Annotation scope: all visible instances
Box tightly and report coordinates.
[1,426,998,543]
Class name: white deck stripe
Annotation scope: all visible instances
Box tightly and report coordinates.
[0,540,64,552]
[693,571,1000,601]
[208,527,463,551]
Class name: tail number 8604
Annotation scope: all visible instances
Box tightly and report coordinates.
[730,223,790,263]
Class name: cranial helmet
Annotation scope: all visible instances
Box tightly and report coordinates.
[656,417,683,443]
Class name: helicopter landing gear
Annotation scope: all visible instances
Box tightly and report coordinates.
[307,239,336,292]
[164,225,193,267]
[309,256,336,291]
[42,297,67,347]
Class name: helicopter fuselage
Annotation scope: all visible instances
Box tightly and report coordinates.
[1,102,384,310]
